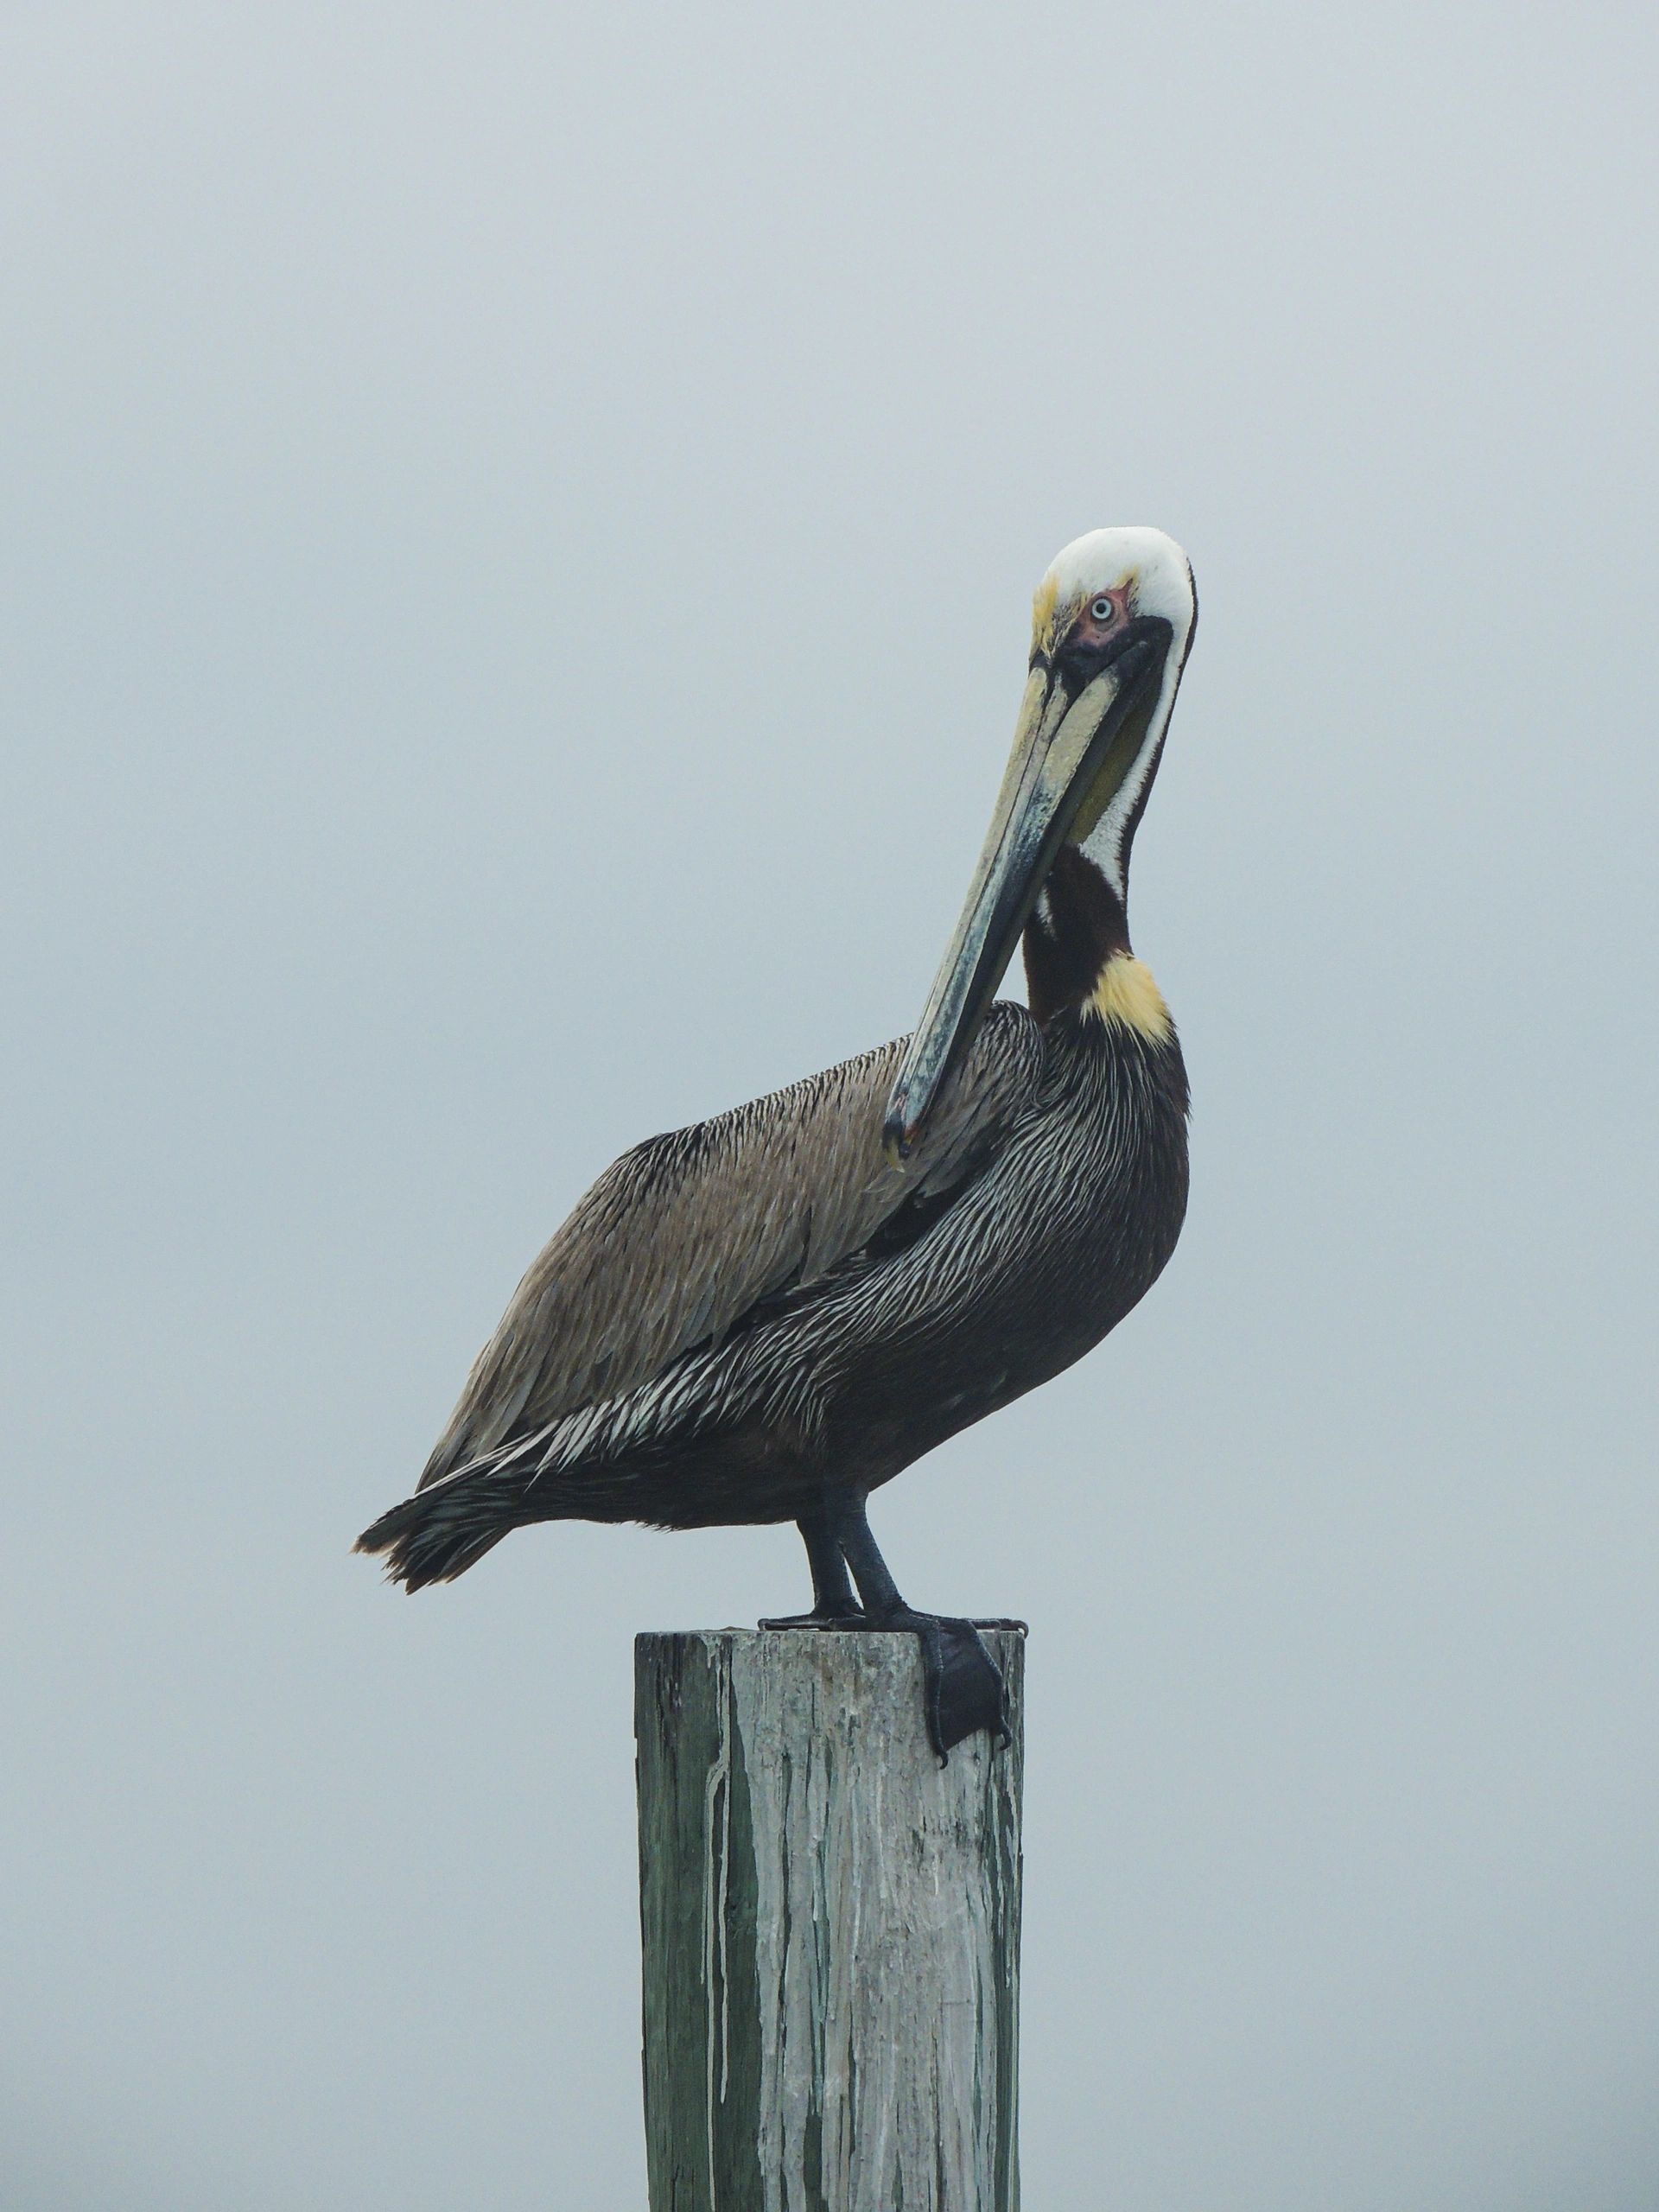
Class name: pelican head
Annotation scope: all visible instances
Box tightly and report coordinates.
[885,526,1197,1156]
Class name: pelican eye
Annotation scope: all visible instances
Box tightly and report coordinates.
[1090,595,1116,622]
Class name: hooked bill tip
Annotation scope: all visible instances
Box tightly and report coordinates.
[881,1107,916,1165]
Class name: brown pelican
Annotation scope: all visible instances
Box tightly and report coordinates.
[359,526,1198,1754]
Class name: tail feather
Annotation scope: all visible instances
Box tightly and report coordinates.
[354,1463,520,1591]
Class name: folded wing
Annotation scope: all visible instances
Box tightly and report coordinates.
[419,1001,1043,1489]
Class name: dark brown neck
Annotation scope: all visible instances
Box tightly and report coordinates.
[1021,846,1130,1025]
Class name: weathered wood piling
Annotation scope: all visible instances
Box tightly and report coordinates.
[635,1627,1025,2212]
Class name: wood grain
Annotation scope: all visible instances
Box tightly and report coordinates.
[637,1628,1024,2212]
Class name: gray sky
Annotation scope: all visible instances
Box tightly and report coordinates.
[4,5,1657,2207]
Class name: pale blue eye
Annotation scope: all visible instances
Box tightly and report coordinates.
[1090,596,1114,622]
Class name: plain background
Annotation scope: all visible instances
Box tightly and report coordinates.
[5,6,1657,2208]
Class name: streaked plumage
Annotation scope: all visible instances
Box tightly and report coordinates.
[359,525,1198,1752]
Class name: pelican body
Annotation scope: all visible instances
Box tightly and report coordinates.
[359,527,1198,1752]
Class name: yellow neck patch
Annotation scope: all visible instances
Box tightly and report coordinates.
[1084,955,1173,1043]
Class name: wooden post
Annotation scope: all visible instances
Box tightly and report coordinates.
[635,1626,1025,2212]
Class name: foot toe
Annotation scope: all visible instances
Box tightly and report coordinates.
[758,1605,865,1630]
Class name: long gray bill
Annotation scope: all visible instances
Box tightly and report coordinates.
[882,636,1158,1158]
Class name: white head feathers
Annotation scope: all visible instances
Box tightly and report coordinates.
[1033,527,1197,899]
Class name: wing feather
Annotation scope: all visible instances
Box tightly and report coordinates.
[419,1002,1041,1486]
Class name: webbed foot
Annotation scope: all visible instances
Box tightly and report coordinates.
[887,1608,1010,1759]
[830,1606,1008,1759]
[783,1497,1017,1760]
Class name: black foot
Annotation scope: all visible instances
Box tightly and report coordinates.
[842,1608,1009,1761]
[758,1602,866,1630]
[914,1612,1010,1759]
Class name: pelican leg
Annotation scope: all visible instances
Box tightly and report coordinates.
[829,1496,1010,1761]
[758,1512,866,1630]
